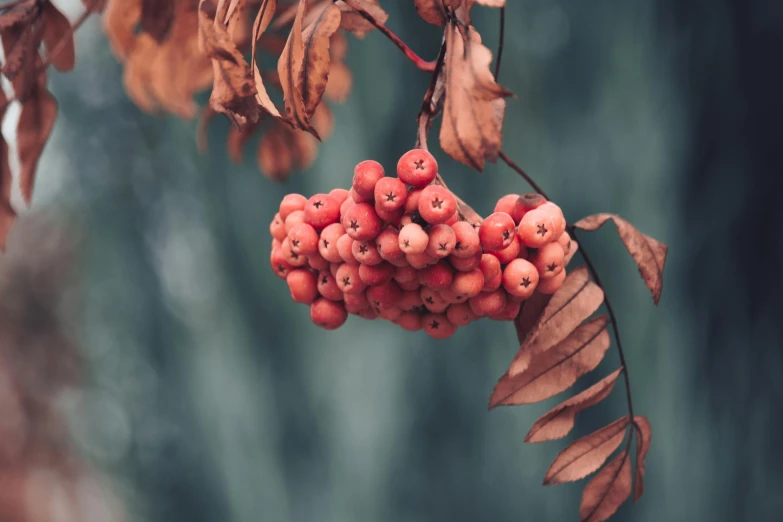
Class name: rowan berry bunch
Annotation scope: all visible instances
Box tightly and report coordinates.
[268,149,572,338]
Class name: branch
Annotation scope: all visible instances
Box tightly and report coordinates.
[494,7,505,80]
[338,0,437,72]
[498,151,547,196]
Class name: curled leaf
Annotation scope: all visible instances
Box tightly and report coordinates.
[141,0,176,42]
[250,0,283,118]
[489,315,611,407]
[574,214,668,305]
[257,122,317,181]
[103,0,142,61]
[337,0,388,38]
[511,292,551,374]
[632,416,652,502]
[414,0,446,26]
[565,240,579,267]
[526,368,624,443]
[17,89,58,206]
[580,446,632,522]
[545,416,629,485]
[0,92,15,251]
[41,2,75,72]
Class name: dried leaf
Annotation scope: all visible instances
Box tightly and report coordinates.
[414,0,446,26]
[41,2,75,72]
[324,59,351,102]
[196,105,218,153]
[17,89,58,206]
[336,0,387,38]
[198,0,261,129]
[489,315,611,407]
[510,292,551,373]
[565,240,579,267]
[122,34,160,113]
[580,446,632,522]
[141,0,176,42]
[103,0,142,61]
[227,118,261,163]
[439,24,511,171]
[250,0,283,118]
[82,0,107,12]
[257,122,317,181]
[1,17,42,90]
[0,92,15,251]
[632,416,651,502]
[475,0,506,6]
[574,214,668,305]
[545,416,629,485]
[526,368,624,443]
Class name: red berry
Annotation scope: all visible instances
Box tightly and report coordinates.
[340,196,357,217]
[469,289,507,317]
[393,264,418,284]
[537,202,567,239]
[310,298,347,330]
[512,193,547,223]
[375,205,405,224]
[398,223,429,255]
[281,237,307,267]
[270,213,287,241]
[420,287,449,313]
[451,268,485,300]
[418,185,457,225]
[502,258,539,299]
[397,278,422,291]
[353,160,385,199]
[304,194,341,229]
[397,149,438,187]
[494,194,519,216]
[318,223,345,263]
[352,239,383,266]
[366,280,403,309]
[317,270,344,301]
[335,263,367,295]
[286,269,318,304]
[531,242,565,279]
[288,223,319,255]
[479,253,502,282]
[451,221,481,258]
[556,230,572,255]
[284,209,307,234]
[344,292,370,314]
[356,308,378,321]
[404,188,424,214]
[398,289,424,310]
[350,187,373,204]
[377,228,404,262]
[406,251,438,270]
[518,208,556,248]
[426,224,457,258]
[486,234,520,264]
[479,212,516,250]
[446,302,477,326]
[387,256,410,268]
[444,213,460,226]
[359,261,396,286]
[336,234,359,264]
[537,268,566,294]
[307,250,330,271]
[279,193,307,220]
[422,313,456,339]
[378,307,404,321]
[343,202,383,240]
[395,311,423,331]
[419,261,454,291]
[489,299,522,321]
[449,252,482,272]
[374,177,407,212]
[438,288,465,304]
[270,247,293,279]
[329,188,350,205]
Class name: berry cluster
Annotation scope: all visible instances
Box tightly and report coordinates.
[269,149,571,338]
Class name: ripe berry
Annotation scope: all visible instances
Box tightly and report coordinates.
[329,188,350,205]
[304,194,341,229]
[279,193,307,220]
[445,213,460,226]
[350,187,373,204]
[469,289,507,317]
[538,201,567,239]
[451,221,481,258]
[307,250,329,271]
[479,253,502,283]
[518,208,556,248]
[537,268,567,294]
[310,298,348,330]
[398,223,429,255]
[404,188,424,214]
[377,228,405,262]
[378,307,404,321]
[406,251,438,269]
[270,213,287,241]
[422,313,456,339]
[353,160,385,199]
[494,194,519,216]
[343,202,383,240]
[557,230,572,255]
[393,264,418,284]
[420,287,449,313]
[286,269,318,304]
[449,252,482,272]
[270,247,293,279]
[451,268,485,299]
[288,223,319,255]
[426,224,457,258]
[359,261,396,286]
[479,212,516,250]
[281,238,308,267]
[318,223,345,263]
[336,234,359,264]
[439,287,466,304]
[344,292,370,314]
[486,235,520,264]
[446,302,477,327]
[419,261,454,291]
[398,278,422,291]
[418,185,457,225]
[397,149,438,187]
[284,209,307,233]
[352,239,383,265]
[374,177,407,212]
[398,289,424,310]
[375,205,405,224]
[489,299,522,321]
[532,242,565,279]
[317,270,344,301]
[502,258,539,299]
[512,193,547,223]
[340,196,356,217]
[366,280,403,309]
[395,311,423,331]
[335,263,367,295]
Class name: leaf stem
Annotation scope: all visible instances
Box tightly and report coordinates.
[338,0,437,72]
[494,7,505,80]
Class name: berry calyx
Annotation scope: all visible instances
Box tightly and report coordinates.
[397,149,438,187]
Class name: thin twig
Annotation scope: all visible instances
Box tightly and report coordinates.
[498,151,547,196]
[415,39,447,149]
[338,0,437,72]
[494,7,505,80]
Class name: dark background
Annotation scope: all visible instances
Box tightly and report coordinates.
[2,0,782,521]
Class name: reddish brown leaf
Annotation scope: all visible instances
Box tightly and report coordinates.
[414,0,446,26]
[510,292,551,374]
[257,122,317,181]
[198,0,260,130]
[565,240,579,267]
[526,368,624,443]
[196,106,218,153]
[439,24,511,171]
[122,34,160,113]
[17,89,58,206]
[545,416,629,485]
[489,315,611,407]
[227,118,261,163]
[82,0,107,12]
[41,2,75,72]
[141,0,176,42]
[0,0,37,30]
[103,0,142,62]
[250,0,283,118]
[574,214,668,305]
[337,0,387,38]
[1,16,43,93]
[580,446,632,522]
[0,91,15,251]
[475,0,506,6]
[632,416,652,503]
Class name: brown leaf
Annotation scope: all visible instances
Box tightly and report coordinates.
[103,0,142,62]
[439,24,511,171]
[196,106,218,153]
[0,0,37,30]
[0,92,15,251]
[337,0,387,38]
[250,0,283,118]
[82,0,107,12]
[122,34,160,113]
[141,0,176,42]
[414,0,446,26]
[545,416,629,486]
[565,240,579,267]
[41,2,75,72]
[198,0,261,130]
[574,214,668,305]
[489,315,611,407]
[632,416,652,502]
[227,118,261,163]
[1,16,43,94]
[580,446,632,522]
[474,0,506,6]
[510,292,551,373]
[17,89,58,206]
[257,122,317,181]
[526,368,624,443]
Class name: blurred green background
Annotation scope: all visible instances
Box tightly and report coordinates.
[2,0,781,521]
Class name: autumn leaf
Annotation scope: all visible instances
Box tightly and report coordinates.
[40,2,75,72]
[414,0,446,26]
[336,0,388,38]
[439,24,511,171]
[632,416,652,502]
[324,31,352,102]
[122,34,161,113]
[0,0,37,29]
[140,0,176,42]
[258,123,317,181]
[526,368,624,443]
[103,0,142,61]
[82,0,107,12]
[474,0,506,6]
[17,89,58,206]
[250,0,283,118]
[565,240,579,267]
[580,446,633,522]
[0,91,15,251]
[198,0,261,130]
[511,292,551,372]
[489,315,611,407]
[544,416,629,485]
[574,214,668,305]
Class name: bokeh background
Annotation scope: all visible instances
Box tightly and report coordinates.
[1,0,781,521]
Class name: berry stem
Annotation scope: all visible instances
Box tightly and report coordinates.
[337,0,438,72]
[494,7,505,81]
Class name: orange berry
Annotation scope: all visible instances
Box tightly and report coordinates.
[281,237,307,267]
[374,177,408,212]
[352,239,383,266]
[494,194,519,216]
[531,242,565,279]
[304,194,341,229]
[451,268,485,299]
[335,263,367,295]
[556,230,572,255]
[449,252,482,272]
[317,270,344,301]
[343,202,383,240]
[451,221,481,258]
[288,223,319,255]
[399,223,429,255]
[279,193,307,220]
[537,268,566,294]
[286,269,319,304]
[479,212,516,250]
[502,258,539,299]
[537,202,567,239]
[426,224,457,258]
[310,298,347,330]
[422,313,457,339]
[512,193,547,223]
[329,188,350,205]
[486,235,520,264]
[517,208,556,248]
[270,213,287,241]
[489,298,522,321]
[421,287,449,313]
[318,223,345,263]
[446,302,478,326]
[404,188,424,214]
[418,185,457,225]
[353,160,385,199]
[397,149,438,187]
[336,234,359,264]
[284,209,307,234]
[469,289,507,317]
[376,228,405,262]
